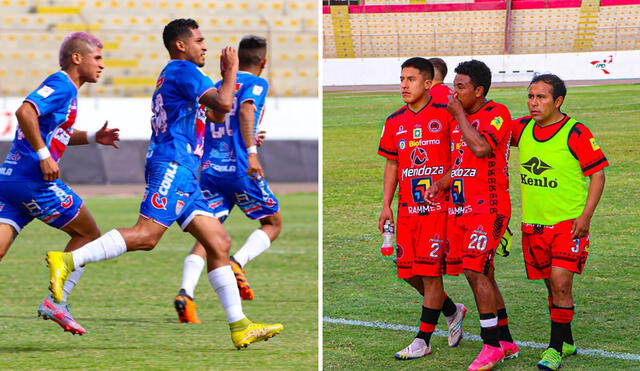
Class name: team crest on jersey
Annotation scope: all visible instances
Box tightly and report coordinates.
[428,120,442,133]
[490,116,504,130]
[413,128,422,139]
[410,147,428,166]
[234,83,243,94]
[590,138,600,151]
[151,193,167,209]
[175,200,185,215]
[396,125,407,135]
[396,244,404,259]
[399,139,406,150]
[471,120,480,130]
[266,198,276,207]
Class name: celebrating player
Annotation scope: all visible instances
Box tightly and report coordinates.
[45,19,283,349]
[428,57,453,104]
[0,32,119,335]
[174,35,283,324]
[512,74,608,370]
[428,60,518,370]
[378,57,467,360]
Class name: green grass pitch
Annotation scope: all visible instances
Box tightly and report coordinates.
[323,83,640,370]
[0,193,317,370]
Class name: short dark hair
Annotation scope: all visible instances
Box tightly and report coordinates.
[529,73,567,100]
[163,18,199,51]
[429,57,447,79]
[239,35,267,67]
[454,60,492,96]
[401,57,434,80]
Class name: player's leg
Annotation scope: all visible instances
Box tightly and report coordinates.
[185,214,283,348]
[174,241,207,324]
[0,223,17,262]
[232,210,281,268]
[487,267,518,358]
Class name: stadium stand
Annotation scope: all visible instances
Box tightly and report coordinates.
[0,0,317,97]
[323,0,640,57]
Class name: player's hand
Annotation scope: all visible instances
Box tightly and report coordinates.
[378,206,394,233]
[40,157,59,181]
[220,46,239,74]
[425,182,443,206]
[247,153,264,180]
[256,130,266,147]
[571,214,591,239]
[95,121,120,148]
[447,92,465,118]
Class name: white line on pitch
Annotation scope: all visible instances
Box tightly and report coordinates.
[323,317,640,362]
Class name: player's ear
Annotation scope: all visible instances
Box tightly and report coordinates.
[424,78,432,91]
[175,39,186,53]
[70,52,82,66]
[554,95,564,109]
[474,85,484,98]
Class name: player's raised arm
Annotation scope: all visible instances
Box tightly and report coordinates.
[15,101,59,181]
[69,121,120,148]
[239,101,264,180]
[448,93,492,157]
[199,46,239,113]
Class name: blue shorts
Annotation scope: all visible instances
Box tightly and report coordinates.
[199,173,279,222]
[0,179,83,233]
[140,161,213,230]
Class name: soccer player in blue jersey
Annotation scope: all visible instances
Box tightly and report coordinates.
[45,19,283,348]
[173,35,283,324]
[0,32,120,335]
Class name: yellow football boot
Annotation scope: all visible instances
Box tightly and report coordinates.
[230,318,284,349]
[46,251,75,303]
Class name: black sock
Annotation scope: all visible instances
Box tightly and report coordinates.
[549,321,569,352]
[479,313,500,347]
[416,306,441,345]
[442,295,457,317]
[497,308,514,343]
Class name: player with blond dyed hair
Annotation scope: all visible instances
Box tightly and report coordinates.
[0,32,120,335]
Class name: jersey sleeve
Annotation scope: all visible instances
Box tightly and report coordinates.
[179,63,215,102]
[510,116,531,147]
[377,119,397,160]
[239,78,268,106]
[24,75,72,117]
[479,104,512,150]
[568,123,609,176]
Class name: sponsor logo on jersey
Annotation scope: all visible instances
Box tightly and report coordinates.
[413,128,422,139]
[252,84,263,96]
[53,127,71,146]
[175,200,185,215]
[396,125,407,135]
[266,198,276,207]
[158,162,178,196]
[208,200,223,209]
[408,138,441,148]
[37,85,55,98]
[398,139,406,150]
[401,166,444,179]
[234,83,243,94]
[22,199,41,212]
[428,119,442,133]
[7,152,21,162]
[0,167,12,176]
[590,137,600,151]
[151,193,167,209]
[155,76,164,90]
[451,168,477,177]
[407,204,441,215]
[410,147,428,166]
[48,183,73,209]
[430,233,443,244]
[473,225,487,236]
[244,204,262,214]
[490,116,504,130]
[521,157,552,175]
[209,164,236,173]
[520,174,558,188]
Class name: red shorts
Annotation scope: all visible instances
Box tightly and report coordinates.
[522,219,590,280]
[396,213,452,279]
[448,211,509,274]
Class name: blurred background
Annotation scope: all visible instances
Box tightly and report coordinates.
[0,0,319,184]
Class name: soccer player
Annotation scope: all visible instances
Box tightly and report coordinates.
[378,57,467,360]
[428,57,453,104]
[0,32,119,335]
[428,60,518,370]
[174,35,282,324]
[512,74,608,371]
[45,19,283,349]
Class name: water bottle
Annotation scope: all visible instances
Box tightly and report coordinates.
[381,220,394,257]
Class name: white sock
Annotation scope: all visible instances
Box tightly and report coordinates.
[62,265,84,303]
[71,229,127,267]
[232,229,271,267]
[180,254,205,298]
[208,265,245,323]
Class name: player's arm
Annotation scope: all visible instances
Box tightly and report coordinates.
[199,46,238,113]
[571,169,605,239]
[69,121,120,148]
[379,159,398,233]
[239,101,264,180]
[15,101,59,181]
[448,93,492,157]
[205,108,226,123]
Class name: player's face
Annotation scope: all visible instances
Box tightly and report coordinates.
[400,67,430,106]
[78,46,104,84]
[452,74,482,111]
[183,28,207,67]
[528,81,563,124]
